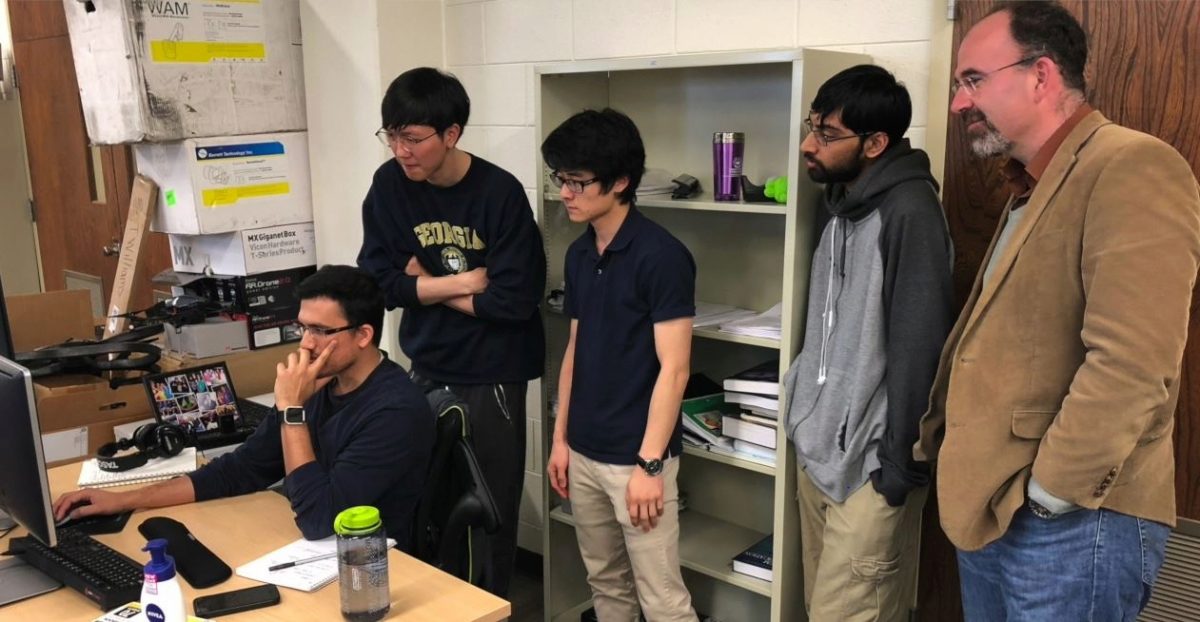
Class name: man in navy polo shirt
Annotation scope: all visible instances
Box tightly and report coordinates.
[542,108,699,622]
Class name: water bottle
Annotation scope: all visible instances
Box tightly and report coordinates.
[712,132,745,201]
[334,506,390,622]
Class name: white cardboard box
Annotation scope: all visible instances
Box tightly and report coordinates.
[134,132,313,234]
[63,0,306,144]
[169,222,316,275]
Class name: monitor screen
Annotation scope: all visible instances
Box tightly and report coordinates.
[0,277,14,360]
[0,356,56,547]
[142,362,245,434]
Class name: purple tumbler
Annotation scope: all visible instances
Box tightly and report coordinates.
[712,132,745,201]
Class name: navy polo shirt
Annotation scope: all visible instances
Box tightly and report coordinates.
[564,207,696,465]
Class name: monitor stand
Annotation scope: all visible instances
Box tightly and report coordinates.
[0,556,61,606]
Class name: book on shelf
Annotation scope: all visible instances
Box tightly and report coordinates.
[744,405,779,419]
[725,391,780,412]
[722,415,777,449]
[739,412,778,428]
[723,360,780,396]
[733,439,777,463]
[682,409,724,445]
[732,534,773,582]
[77,448,198,488]
[708,442,774,467]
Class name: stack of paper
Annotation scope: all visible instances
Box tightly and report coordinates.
[693,301,758,329]
[77,448,198,488]
[236,536,395,592]
[718,303,782,340]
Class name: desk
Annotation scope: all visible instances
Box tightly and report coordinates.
[1,462,511,621]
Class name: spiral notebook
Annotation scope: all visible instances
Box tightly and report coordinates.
[76,448,198,488]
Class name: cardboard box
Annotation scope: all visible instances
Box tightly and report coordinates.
[134,132,313,234]
[160,343,293,398]
[180,266,315,348]
[169,222,316,275]
[164,318,250,358]
[43,413,157,467]
[63,0,306,144]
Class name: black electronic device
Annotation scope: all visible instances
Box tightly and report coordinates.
[0,355,144,610]
[55,501,133,535]
[0,276,14,360]
[193,584,281,618]
[141,362,271,449]
[95,422,189,472]
[138,516,232,588]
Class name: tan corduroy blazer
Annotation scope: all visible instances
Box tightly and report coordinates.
[916,111,1200,551]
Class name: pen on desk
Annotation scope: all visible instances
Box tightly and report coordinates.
[268,552,337,572]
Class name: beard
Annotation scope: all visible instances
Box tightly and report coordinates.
[964,110,1013,158]
[805,151,866,184]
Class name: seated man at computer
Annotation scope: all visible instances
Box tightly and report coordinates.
[52,265,435,545]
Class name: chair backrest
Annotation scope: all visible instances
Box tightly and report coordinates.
[413,386,502,587]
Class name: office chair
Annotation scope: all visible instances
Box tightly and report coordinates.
[413,386,502,589]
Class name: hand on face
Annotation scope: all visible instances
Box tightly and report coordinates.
[274,343,336,409]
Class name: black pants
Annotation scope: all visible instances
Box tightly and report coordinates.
[440,380,527,598]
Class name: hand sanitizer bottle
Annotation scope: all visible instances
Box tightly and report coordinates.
[141,538,186,622]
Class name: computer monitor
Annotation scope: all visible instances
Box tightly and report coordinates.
[0,356,56,548]
[0,276,15,360]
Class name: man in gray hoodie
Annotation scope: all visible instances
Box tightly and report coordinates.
[783,65,954,621]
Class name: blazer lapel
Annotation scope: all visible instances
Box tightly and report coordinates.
[959,111,1113,337]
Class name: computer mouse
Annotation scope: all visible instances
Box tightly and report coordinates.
[55,500,93,526]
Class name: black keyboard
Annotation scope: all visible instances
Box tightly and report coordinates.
[12,528,143,611]
[237,398,274,427]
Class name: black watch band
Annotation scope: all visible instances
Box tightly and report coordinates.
[635,455,664,477]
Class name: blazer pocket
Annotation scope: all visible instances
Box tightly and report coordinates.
[1011,410,1057,439]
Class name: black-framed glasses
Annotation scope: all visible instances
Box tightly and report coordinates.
[375,128,440,150]
[549,172,601,194]
[803,117,873,147]
[293,322,358,338]
[951,55,1041,97]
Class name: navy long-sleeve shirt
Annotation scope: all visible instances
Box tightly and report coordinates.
[357,155,546,384]
[188,359,434,545]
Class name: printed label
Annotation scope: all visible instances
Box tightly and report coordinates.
[243,229,310,263]
[193,141,290,208]
[146,0,266,64]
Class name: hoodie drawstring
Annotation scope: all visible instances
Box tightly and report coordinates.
[818,217,839,385]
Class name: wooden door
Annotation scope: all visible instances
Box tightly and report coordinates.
[921,2,1200,620]
[8,0,169,316]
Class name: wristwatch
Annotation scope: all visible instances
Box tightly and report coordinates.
[281,406,307,426]
[635,455,664,477]
[1027,497,1058,519]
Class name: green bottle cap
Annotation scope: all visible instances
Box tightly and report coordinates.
[333,506,382,536]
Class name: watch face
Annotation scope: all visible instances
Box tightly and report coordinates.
[283,407,305,425]
[640,457,664,476]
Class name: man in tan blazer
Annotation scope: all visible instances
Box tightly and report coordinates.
[916,2,1200,619]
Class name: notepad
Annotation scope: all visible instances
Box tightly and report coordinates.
[236,536,396,592]
[77,448,198,488]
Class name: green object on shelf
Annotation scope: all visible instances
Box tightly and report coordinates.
[764,177,788,204]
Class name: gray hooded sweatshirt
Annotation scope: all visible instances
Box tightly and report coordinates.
[784,141,954,505]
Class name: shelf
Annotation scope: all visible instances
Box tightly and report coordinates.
[543,192,787,216]
[546,307,781,350]
[692,326,781,349]
[682,443,776,476]
[551,600,594,622]
[550,508,773,597]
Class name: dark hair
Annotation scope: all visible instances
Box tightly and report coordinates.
[540,108,645,205]
[990,1,1088,94]
[381,67,470,135]
[810,64,912,152]
[295,265,384,346]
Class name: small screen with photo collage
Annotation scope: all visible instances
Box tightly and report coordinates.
[144,363,242,434]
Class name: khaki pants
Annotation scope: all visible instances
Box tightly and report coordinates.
[568,449,698,622]
[797,466,928,622]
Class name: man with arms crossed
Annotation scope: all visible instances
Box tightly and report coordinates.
[543,109,698,622]
[917,2,1200,618]
[54,266,434,546]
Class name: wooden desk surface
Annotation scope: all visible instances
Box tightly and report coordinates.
[1,462,510,622]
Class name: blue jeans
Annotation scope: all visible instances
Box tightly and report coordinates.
[957,505,1170,621]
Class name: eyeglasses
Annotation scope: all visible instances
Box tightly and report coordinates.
[375,128,440,150]
[549,172,601,194]
[803,117,874,147]
[292,322,358,339]
[951,55,1041,97]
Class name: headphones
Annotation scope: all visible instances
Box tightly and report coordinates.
[96,422,189,472]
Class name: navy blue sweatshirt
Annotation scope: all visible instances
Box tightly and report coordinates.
[357,155,546,384]
[189,358,434,545]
